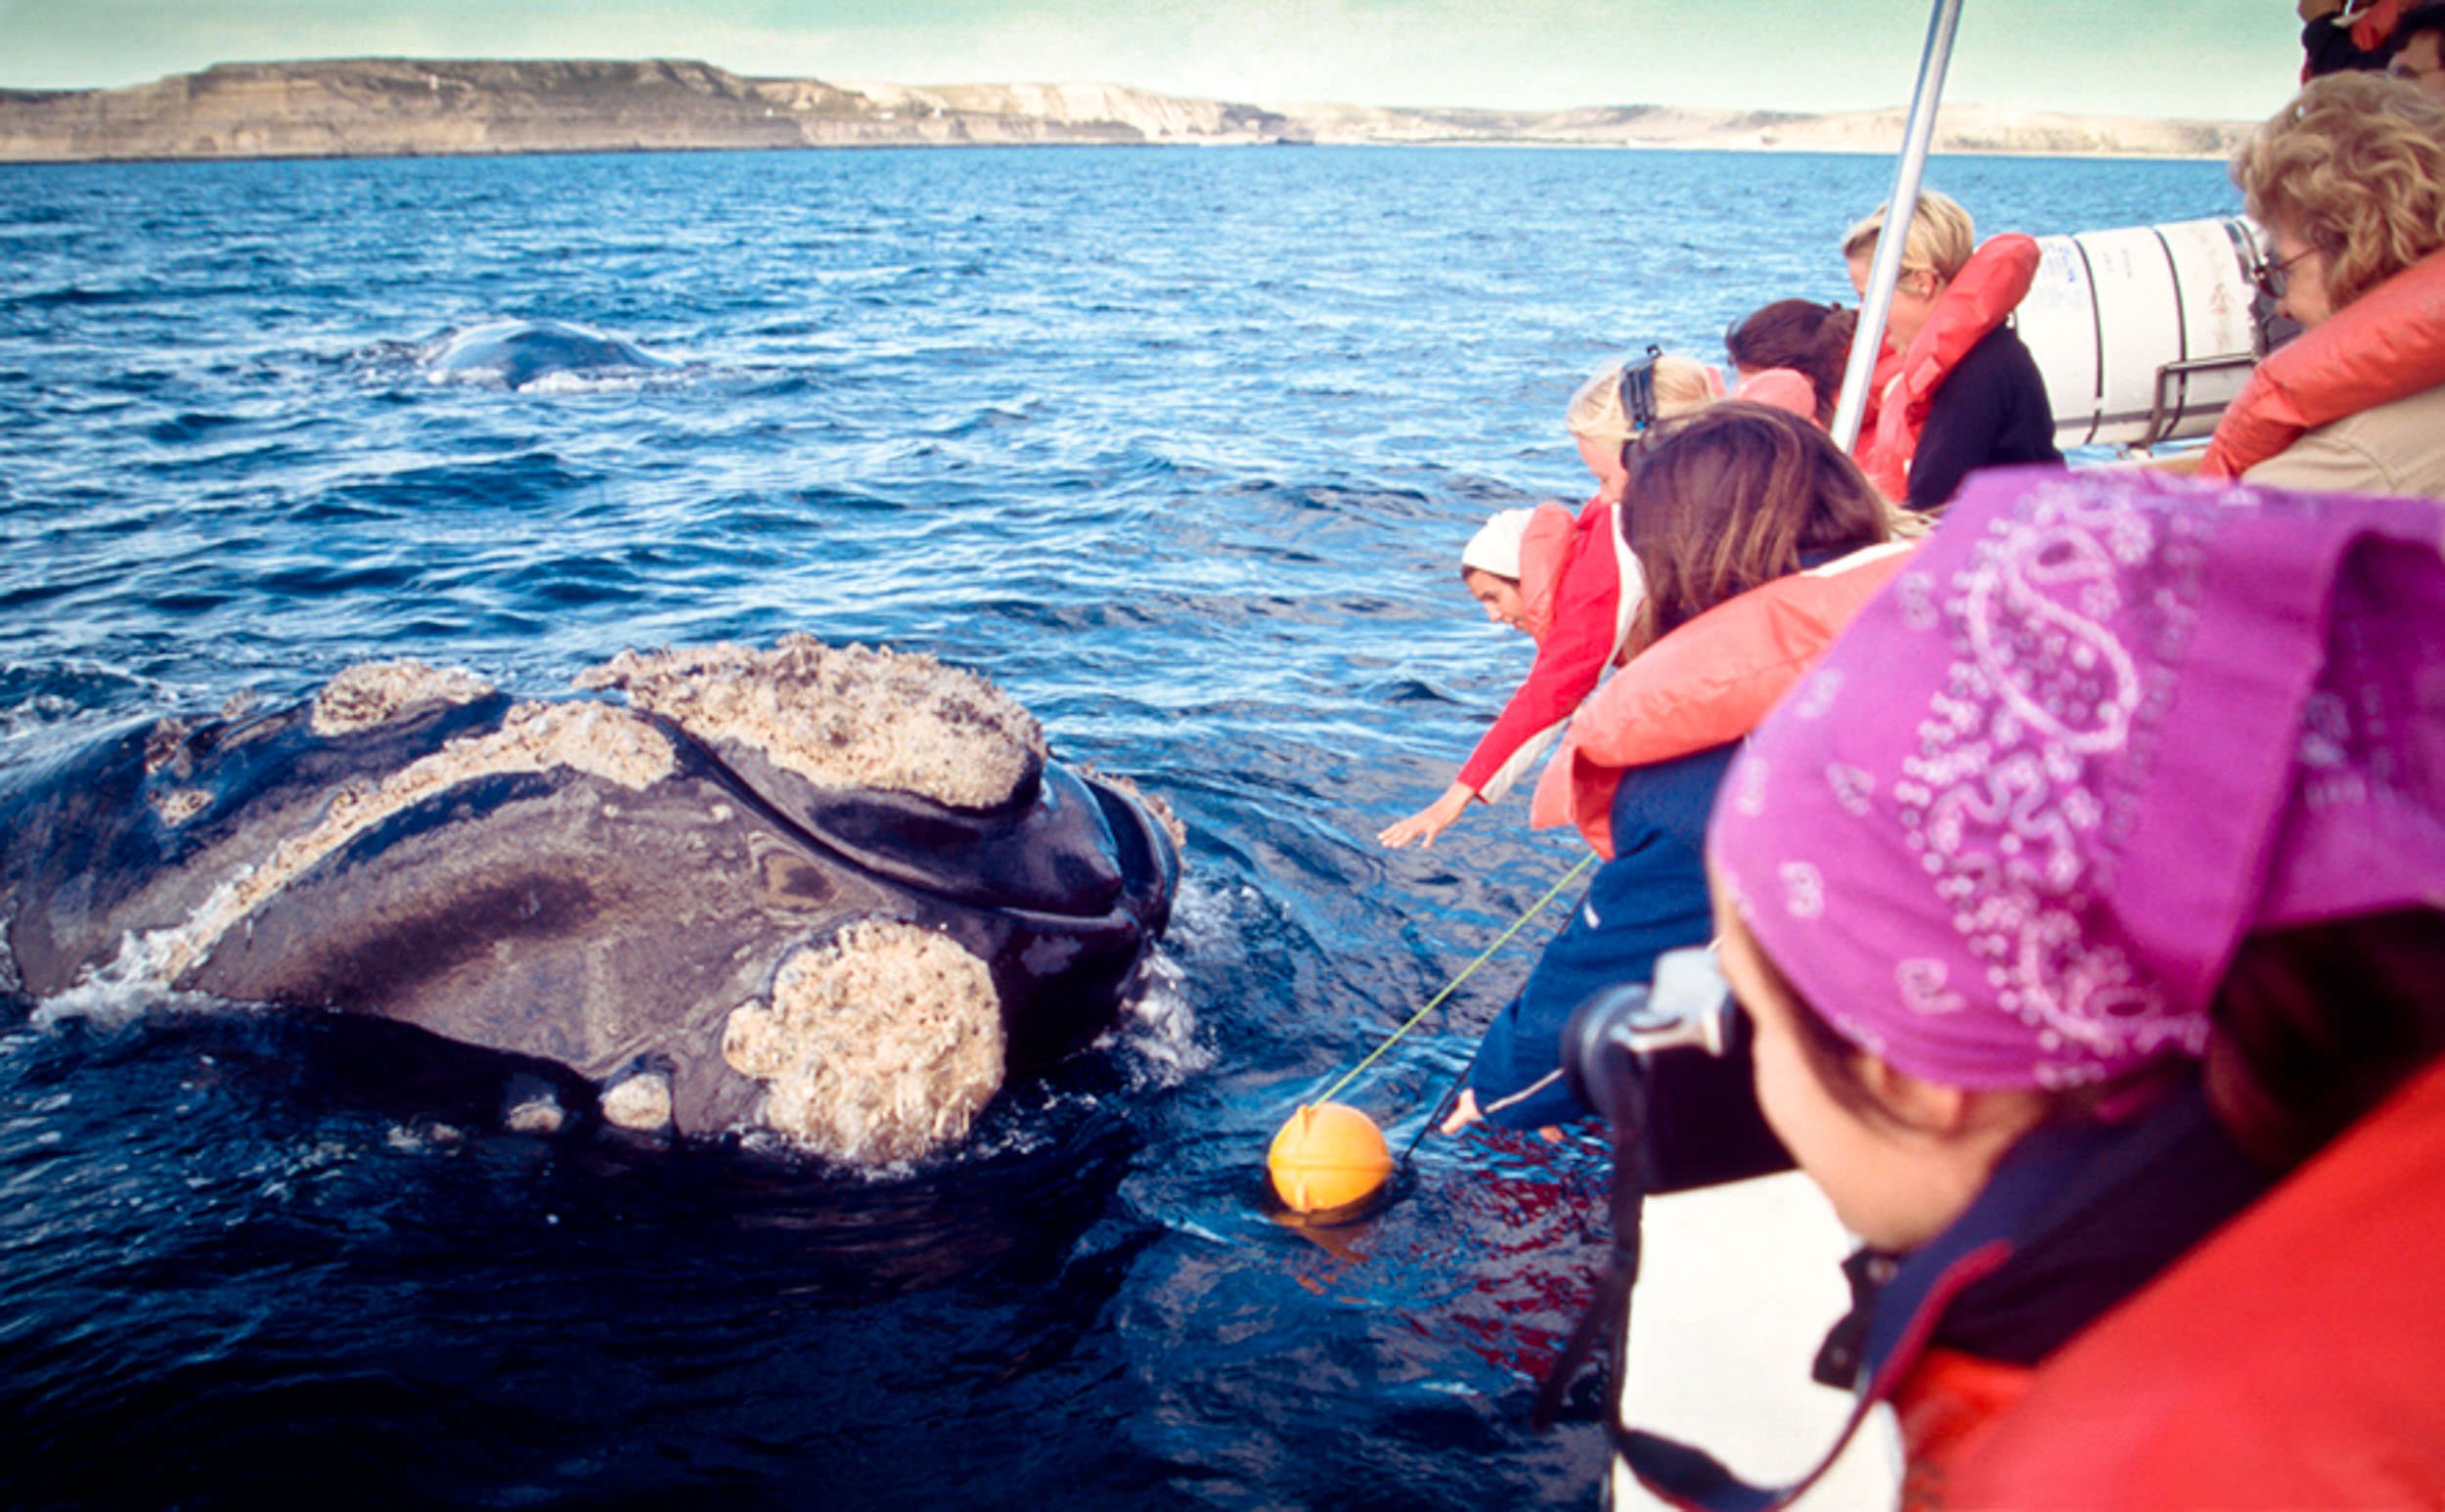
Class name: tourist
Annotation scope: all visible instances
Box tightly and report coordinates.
[1376,352,1717,850]
[2203,71,2445,496]
[1724,298,1855,426]
[2298,0,2408,78]
[1841,190,2062,512]
[2392,3,2445,97]
[1678,466,2445,1505]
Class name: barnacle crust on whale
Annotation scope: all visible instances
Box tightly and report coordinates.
[722,920,1005,1165]
[311,659,499,737]
[577,636,1044,810]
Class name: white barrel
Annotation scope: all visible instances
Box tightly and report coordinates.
[2016,216,2273,449]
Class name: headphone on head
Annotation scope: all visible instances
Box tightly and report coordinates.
[1616,343,1665,470]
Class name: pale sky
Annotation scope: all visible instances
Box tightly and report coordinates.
[0,1,2309,123]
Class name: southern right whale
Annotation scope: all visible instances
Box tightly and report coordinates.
[0,638,1181,1166]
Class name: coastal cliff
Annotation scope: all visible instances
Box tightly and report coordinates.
[0,58,2248,163]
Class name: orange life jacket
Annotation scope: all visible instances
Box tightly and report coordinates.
[2200,245,2445,479]
[1729,366,1821,424]
[1892,1349,2036,1512]
[1528,539,1917,857]
[1940,1056,2445,1509]
[1856,235,2042,501]
[1514,499,1579,644]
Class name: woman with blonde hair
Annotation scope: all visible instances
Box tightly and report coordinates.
[1842,190,2061,511]
[1559,351,1723,500]
[2204,71,2445,495]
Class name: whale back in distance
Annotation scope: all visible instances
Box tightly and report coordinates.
[424,319,670,389]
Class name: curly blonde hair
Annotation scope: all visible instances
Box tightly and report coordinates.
[2233,72,2445,312]
[1842,190,1977,285]
[1564,354,1721,441]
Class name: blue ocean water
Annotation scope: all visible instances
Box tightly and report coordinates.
[0,145,2236,1509]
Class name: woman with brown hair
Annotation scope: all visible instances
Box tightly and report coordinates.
[1446,404,1902,1134]
[1724,298,1856,427]
[1657,464,2445,1507]
[2206,70,2445,495]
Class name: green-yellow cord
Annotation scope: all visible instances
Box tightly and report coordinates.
[1315,853,1596,1107]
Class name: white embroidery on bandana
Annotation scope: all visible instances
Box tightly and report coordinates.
[1896,959,1966,1014]
[1896,571,1941,632]
[1895,477,2214,1080]
[1794,669,1845,720]
[1731,753,1770,817]
[1779,861,1825,919]
[1828,763,1876,817]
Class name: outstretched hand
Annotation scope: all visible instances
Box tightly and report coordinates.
[1378,782,1474,849]
[1440,1088,1484,1134]
[1440,1089,1564,1142]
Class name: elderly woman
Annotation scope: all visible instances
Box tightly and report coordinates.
[2205,71,2445,495]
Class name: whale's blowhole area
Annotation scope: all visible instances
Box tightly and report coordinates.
[576,636,1045,810]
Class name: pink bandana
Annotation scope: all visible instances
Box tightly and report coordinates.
[1710,467,2445,1090]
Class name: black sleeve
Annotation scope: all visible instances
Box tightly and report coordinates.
[1905,340,2011,512]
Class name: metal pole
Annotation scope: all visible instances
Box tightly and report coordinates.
[1829,0,1968,453]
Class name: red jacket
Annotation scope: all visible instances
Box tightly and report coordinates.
[1454,493,1630,795]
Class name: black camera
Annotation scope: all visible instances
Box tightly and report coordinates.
[1559,946,1790,1193]
[1532,946,1790,1432]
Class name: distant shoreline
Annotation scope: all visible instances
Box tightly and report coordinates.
[0,59,2252,167]
[0,141,2237,170]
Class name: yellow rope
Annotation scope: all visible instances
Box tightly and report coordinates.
[1315,853,1596,1107]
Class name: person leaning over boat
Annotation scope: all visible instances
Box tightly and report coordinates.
[1843,191,2063,513]
[1442,404,1904,1134]
[2202,72,2445,497]
[1376,354,1719,851]
[1679,466,2445,1511]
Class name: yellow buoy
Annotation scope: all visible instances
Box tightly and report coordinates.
[1267,1101,1393,1214]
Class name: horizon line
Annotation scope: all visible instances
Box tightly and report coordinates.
[0,55,2259,128]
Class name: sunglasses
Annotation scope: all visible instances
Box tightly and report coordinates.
[2254,245,2317,302]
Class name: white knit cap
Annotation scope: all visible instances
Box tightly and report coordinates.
[1461,509,1533,579]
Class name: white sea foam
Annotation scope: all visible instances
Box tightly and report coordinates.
[1100,947,1207,1090]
